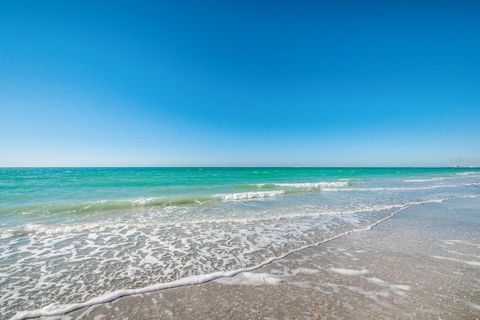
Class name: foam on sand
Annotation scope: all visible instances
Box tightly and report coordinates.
[329,268,369,276]
[289,267,319,275]
[466,302,480,311]
[215,272,282,286]
[10,195,479,320]
[366,277,410,297]
[431,255,480,267]
[10,203,412,319]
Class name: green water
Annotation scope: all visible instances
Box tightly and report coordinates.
[1,167,475,209]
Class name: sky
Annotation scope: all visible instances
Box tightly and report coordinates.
[1,1,479,167]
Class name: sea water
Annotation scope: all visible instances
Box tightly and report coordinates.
[1,167,479,319]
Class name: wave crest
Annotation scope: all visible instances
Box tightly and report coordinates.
[258,181,350,188]
[216,190,285,201]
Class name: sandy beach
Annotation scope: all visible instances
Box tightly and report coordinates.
[47,196,480,320]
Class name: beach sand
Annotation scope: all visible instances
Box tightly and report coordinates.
[51,197,480,320]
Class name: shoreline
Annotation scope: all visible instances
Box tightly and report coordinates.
[11,202,413,320]
[15,195,480,320]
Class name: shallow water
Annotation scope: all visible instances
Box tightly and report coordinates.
[1,167,479,319]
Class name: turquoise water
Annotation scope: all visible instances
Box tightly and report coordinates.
[1,167,480,319]
[1,167,476,212]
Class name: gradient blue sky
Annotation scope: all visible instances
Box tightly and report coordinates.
[1,1,479,166]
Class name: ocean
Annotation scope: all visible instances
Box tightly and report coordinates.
[1,167,479,319]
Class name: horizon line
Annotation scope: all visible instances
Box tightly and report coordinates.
[1,166,478,169]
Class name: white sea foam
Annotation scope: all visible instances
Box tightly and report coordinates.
[0,231,15,240]
[443,239,479,247]
[431,255,480,266]
[329,268,369,276]
[216,190,285,201]
[289,267,319,275]
[367,277,410,296]
[7,196,474,238]
[7,203,407,236]
[457,172,480,176]
[403,177,450,182]
[258,181,349,188]
[7,195,478,320]
[322,183,476,192]
[215,272,282,286]
[10,200,426,320]
[211,181,477,202]
[367,277,410,291]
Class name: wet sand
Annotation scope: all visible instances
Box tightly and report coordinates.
[53,197,480,319]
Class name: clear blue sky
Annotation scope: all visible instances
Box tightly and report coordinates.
[1,1,479,167]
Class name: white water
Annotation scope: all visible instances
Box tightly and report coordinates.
[2,173,480,320]
[257,181,350,188]
[10,196,478,320]
[216,190,285,200]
